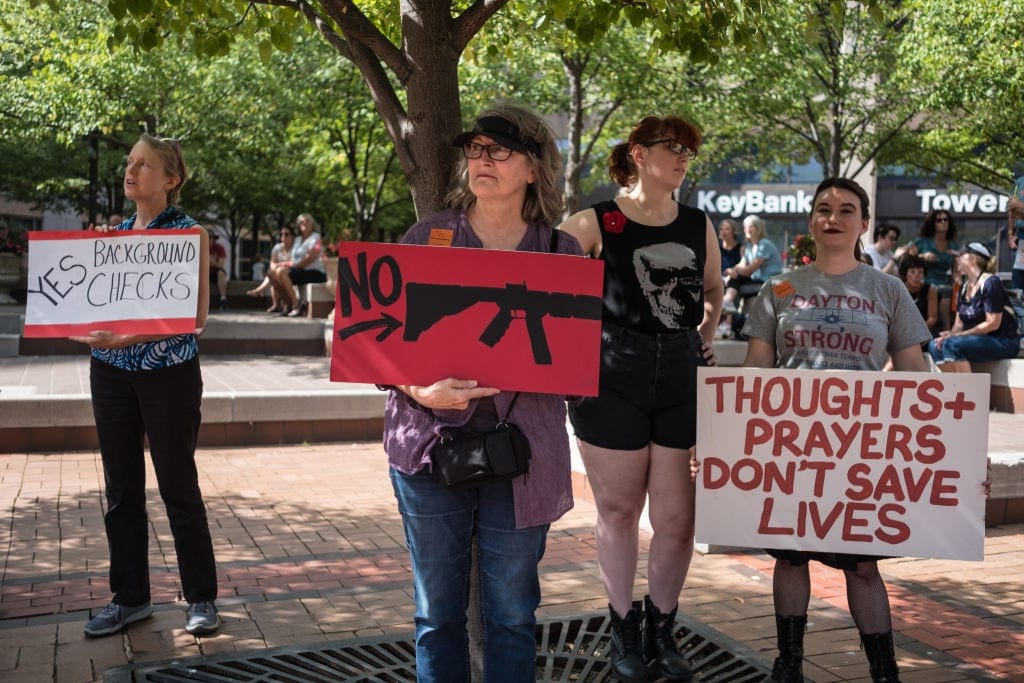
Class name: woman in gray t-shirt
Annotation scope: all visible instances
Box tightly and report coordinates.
[742,178,930,683]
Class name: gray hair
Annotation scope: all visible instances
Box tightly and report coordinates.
[743,214,766,239]
[446,103,563,227]
[296,213,321,233]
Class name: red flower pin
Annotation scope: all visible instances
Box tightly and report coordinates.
[603,210,627,234]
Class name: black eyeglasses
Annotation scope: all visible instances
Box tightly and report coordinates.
[462,142,514,161]
[643,139,697,160]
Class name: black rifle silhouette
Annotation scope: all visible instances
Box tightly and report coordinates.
[404,282,602,365]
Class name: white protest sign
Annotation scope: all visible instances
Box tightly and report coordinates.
[696,367,990,561]
[24,230,201,338]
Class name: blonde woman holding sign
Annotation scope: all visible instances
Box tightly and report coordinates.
[72,134,221,639]
[741,178,930,682]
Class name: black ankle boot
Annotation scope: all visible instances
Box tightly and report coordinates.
[770,615,806,682]
[861,631,901,682]
[643,595,693,681]
[607,601,646,682]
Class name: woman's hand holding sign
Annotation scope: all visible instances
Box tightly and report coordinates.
[70,330,128,349]
[399,378,500,411]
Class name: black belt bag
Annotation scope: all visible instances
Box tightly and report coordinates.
[431,394,531,490]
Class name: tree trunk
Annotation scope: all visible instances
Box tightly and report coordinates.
[312,0,508,219]
[563,55,584,217]
[397,4,462,218]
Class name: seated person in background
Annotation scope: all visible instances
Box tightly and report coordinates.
[929,242,1021,372]
[208,231,229,311]
[251,254,266,283]
[899,255,939,338]
[716,219,745,337]
[722,214,782,313]
[248,226,296,312]
[269,212,326,317]
[906,209,960,331]
[863,223,904,275]
[718,219,744,278]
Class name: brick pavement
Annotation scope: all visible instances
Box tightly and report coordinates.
[1,442,1022,682]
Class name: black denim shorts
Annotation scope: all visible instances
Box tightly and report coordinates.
[568,321,705,450]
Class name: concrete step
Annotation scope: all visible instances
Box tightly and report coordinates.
[0,334,18,357]
[17,311,328,356]
[0,355,381,452]
[0,307,22,334]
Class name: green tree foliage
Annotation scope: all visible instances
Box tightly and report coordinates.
[0,0,170,215]
[464,7,723,215]
[93,0,768,218]
[888,0,1024,191]
[691,1,925,180]
[0,0,413,262]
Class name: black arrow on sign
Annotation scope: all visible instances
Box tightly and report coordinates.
[338,313,403,342]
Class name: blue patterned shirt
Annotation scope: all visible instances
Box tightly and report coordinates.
[91,206,201,371]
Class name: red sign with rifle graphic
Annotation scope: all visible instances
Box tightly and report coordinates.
[329,241,605,395]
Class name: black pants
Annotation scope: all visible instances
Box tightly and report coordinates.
[90,356,217,606]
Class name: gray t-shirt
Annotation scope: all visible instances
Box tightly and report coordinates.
[742,263,931,370]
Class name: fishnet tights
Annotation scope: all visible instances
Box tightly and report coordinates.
[772,559,893,634]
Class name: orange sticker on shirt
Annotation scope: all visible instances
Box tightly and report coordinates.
[428,228,455,247]
[773,280,796,298]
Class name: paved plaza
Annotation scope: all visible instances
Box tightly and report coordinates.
[1,438,1023,682]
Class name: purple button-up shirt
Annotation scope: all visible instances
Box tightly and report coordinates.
[382,208,584,528]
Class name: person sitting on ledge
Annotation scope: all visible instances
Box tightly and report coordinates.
[721,214,782,313]
[269,212,326,317]
[928,242,1021,372]
[248,225,296,313]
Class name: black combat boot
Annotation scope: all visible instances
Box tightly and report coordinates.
[769,614,806,682]
[860,631,901,682]
[642,595,693,681]
[607,601,646,682]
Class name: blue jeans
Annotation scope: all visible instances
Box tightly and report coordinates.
[390,468,548,683]
[928,333,1021,364]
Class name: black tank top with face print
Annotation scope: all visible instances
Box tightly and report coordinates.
[592,199,708,333]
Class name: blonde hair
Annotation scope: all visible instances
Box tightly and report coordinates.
[446,103,563,227]
[138,133,188,204]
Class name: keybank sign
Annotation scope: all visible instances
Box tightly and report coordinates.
[697,190,813,218]
[698,186,1012,218]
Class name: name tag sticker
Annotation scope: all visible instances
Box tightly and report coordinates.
[428,228,454,247]
[773,280,796,298]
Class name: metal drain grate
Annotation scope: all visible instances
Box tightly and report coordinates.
[105,611,772,682]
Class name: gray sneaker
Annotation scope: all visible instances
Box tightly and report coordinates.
[185,601,222,635]
[83,601,153,638]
